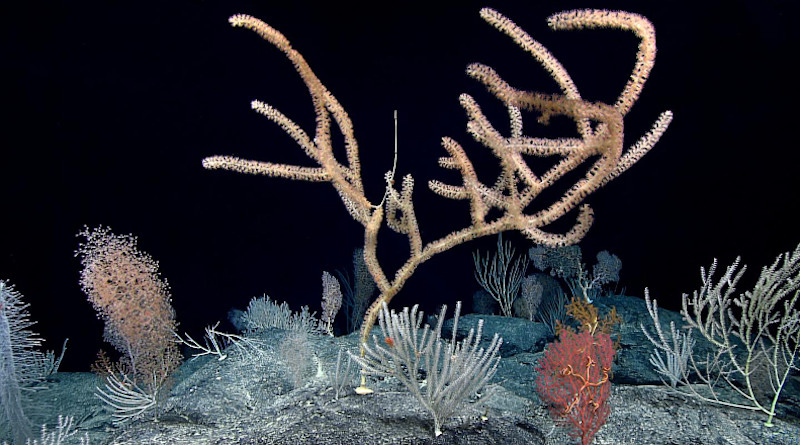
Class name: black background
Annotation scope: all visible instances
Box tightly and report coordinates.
[2,0,798,371]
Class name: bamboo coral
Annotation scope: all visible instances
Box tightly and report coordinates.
[202,8,672,392]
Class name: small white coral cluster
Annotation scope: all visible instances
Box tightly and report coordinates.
[238,270,344,337]
[529,245,622,303]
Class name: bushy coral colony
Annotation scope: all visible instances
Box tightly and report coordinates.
[201,8,672,395]
[202,5,663,442]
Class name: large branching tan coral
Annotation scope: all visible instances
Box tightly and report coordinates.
[202,8,673,392]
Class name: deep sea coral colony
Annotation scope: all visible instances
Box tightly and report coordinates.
[203,6,671,440]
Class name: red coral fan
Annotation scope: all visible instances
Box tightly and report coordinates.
[535,328,615,445]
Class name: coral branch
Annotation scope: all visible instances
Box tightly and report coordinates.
[202,9,671,394]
